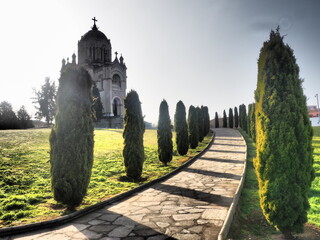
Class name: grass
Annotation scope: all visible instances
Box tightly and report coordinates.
[0,128,212,227]
[308,126,320,227]
[228,127,320,239]
[228,129,277,239]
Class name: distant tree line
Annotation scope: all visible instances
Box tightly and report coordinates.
[0,101,34,130]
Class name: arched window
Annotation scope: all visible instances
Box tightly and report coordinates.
[112,74,121,89]
[113,98,121,116]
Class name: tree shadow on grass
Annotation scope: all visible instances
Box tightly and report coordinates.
[118,175,148,183]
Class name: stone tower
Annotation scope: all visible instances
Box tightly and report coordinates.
[64,17,127,128]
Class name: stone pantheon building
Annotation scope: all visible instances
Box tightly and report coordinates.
[62,18,127,128]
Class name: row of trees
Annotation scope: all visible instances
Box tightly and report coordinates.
[157,100,210,166]
[0,101,34,130]
[214,105,248,131]
[50,65,211,209]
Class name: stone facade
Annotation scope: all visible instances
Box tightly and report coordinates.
[62,18,127,128]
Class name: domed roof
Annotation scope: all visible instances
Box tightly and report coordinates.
[79,24,109,42]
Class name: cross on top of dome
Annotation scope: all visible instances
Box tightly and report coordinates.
[92,17,98,30]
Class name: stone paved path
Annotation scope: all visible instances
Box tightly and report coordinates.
[7,128,246,240]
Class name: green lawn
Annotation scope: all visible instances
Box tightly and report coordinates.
[229,127,320,239]
[308,126,320,227]
[0,128,212,227]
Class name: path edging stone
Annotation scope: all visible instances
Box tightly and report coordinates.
[0,132,215,237]
[218,129,248,240]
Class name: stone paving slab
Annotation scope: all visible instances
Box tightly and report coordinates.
[7,128,246,240]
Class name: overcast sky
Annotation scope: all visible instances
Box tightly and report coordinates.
[0,0,319,124]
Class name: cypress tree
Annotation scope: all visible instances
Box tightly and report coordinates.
[123,90,145,180]
[174,101,189,155]
[240,104,248,133]
[188,105,199,149]
[248,103,256,142]
[197,107,204,142]
[228,108,234,128]
[239,105,243,129]
[234,106,239,128]
[202,106,210,136]
[215,112,219,128]
[222,110,227,128]
[157,100,173,165]
[50,65,94,209]
[254,28,314,239]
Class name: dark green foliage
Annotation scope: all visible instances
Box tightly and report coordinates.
[92,82,103,121]
[157,100,173,165]
[123,90,145,180]
[248,103,256,142]
[50,65,94,209]
[0,101,19,130]
[33,77,57,126]
[254,29,314,237]
[239,105,242,128]
[174,101,189,155]
[234,106,239,128]
[239,104,248,133]
[188,105,199,149]
[223,110,227,128]
[196,107,204,142]
[228,108,234,128]
[17,106,34,129]
[202,106,210,136]
[215,112,219,128]
[0,103,33,129]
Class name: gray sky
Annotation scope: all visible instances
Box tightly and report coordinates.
[0,0,319,124]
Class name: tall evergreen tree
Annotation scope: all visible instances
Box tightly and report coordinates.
[17,106,34,129]
[234,106,239,128]
[0,101,19,130]
[228,108,234,128]
[188,105,199,149]
[215,112,219,128]
[222,110,227,128]
[248,103,256,142]
[239,105,243,129]
[123,90,145,180]
[174,101,189,155]
[157,100,173,165]
[196,107,204,142]
[33,77,57,126]
[92,82,103,121]
[254,29,314,239]
[50,66,94,209]
[243,104,248,133]
[239,104,248,133]
[202,106,210,136]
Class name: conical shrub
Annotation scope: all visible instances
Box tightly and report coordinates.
[254,28,314,238]
[215,112,219,128]
[157,100,173,165]
[223,110,227,128]
[123,90,145,180]
[228,108,234,128]
[188,105,199,149]
[174,101,189,155]
[50,65,94,209]
[234,106,239,128]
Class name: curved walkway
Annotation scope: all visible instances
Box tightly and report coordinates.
[7,128,246,240]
